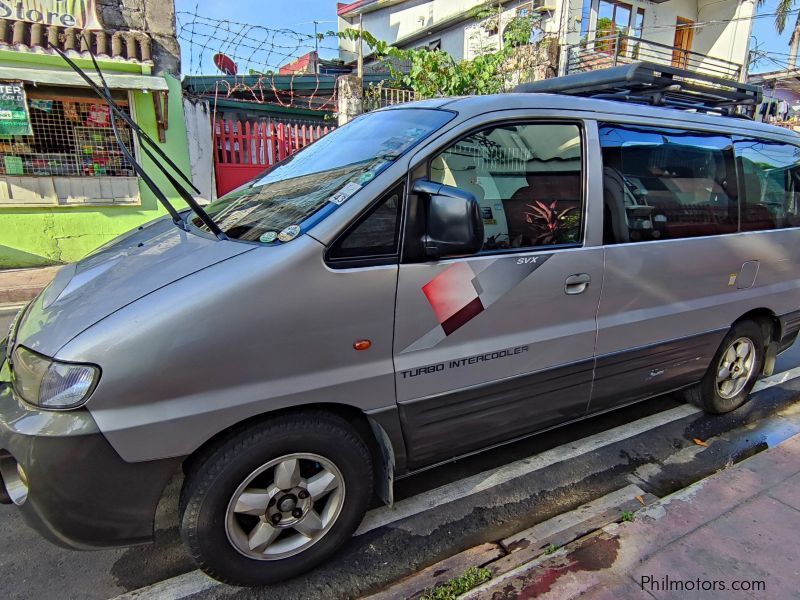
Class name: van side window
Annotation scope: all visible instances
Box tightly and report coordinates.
[734,138,800,231]
[430,123,583,251]
[328,183,403,261]
[599,124,737,244]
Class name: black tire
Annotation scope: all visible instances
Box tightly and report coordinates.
[179,411,373,586]
[684,320,765,414]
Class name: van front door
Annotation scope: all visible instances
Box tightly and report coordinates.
[393,121,604,468]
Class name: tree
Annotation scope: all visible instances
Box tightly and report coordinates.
[772,0,799,34]
[336,3,554,98]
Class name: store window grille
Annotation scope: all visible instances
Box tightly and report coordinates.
[0,96,135,178]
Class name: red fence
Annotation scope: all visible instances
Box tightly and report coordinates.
[213,119,334,197]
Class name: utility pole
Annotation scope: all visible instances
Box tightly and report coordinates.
[790,24,800,71]
[497,0,503,51]
[357,13,364,78]
[313,20,319,74]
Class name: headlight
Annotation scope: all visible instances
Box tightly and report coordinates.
[10,346,99,409]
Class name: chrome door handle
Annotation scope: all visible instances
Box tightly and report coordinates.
[565,273,591,295]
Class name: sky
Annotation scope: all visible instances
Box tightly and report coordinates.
[175,0,339,76]
[175,0,800,76]
[749,1,798,73]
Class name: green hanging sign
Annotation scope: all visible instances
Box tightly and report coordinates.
[0,82,32,137]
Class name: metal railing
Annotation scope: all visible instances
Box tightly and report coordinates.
[565,34,742,80]
[363,84,417,112]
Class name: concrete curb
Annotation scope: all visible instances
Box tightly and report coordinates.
[463,433,800,600]
[0,266,60,306]
[359,484,656,600]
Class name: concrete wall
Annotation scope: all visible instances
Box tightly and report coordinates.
[694,0,755,70]
[96,0,180,75]
[183,97,216,203]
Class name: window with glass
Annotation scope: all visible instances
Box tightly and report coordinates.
[599,124,738,243]
[193,108,453,242]
[328,183,404,261]
[589,0,644,56]
[0,89,134,178]
[734,138,800,231]
[430,123,583,251]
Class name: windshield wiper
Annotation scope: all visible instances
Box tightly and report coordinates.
[50,43,226,240]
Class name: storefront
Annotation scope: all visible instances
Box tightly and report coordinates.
[0,0,190,268]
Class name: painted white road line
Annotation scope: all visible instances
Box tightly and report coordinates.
[111,366,800,600]
[112,571,219,600]
[753,365,800,393]
[355,403,700,535]
[354,368,800,536]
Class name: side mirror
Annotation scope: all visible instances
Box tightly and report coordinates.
[412,178,484,259]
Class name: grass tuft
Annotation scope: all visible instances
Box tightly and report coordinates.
[420,566,492,600]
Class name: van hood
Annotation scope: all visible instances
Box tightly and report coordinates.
[13,217,254,357]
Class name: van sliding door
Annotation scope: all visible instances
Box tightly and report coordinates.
[591,123,742,412]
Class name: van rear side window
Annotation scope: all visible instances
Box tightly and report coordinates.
[599,124,737,244]
[734,138,800,231]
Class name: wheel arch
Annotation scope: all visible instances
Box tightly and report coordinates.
[733,308,780,375]
[180,403,403,508]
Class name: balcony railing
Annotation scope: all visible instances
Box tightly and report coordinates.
[565,34,742,81]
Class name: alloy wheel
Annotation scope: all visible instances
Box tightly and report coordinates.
[225,453,345,560]
[716,337,756,400]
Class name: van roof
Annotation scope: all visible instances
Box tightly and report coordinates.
[388,93,800,144]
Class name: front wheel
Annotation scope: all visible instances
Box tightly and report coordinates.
[179,412,373,586]
[684,320,765,414]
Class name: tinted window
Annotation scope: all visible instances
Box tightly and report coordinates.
[599,124,737,243]
[430,123,583,251]
[328,184,403,260]
[734,138,800,231]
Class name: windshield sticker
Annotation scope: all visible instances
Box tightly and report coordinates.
[277,224,301,242]
[328,181,362,206]
[358,171,376,185]
[259,231,278,243]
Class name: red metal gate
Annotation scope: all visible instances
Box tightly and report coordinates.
[213,119,334,197]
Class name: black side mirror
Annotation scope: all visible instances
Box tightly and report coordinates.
[412,178,484,259]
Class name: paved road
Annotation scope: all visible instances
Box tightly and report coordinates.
[2,301,800,600]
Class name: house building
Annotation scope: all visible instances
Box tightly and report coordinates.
[337,0,756,81]
[0,0,191,268]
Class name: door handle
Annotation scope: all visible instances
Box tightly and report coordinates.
[565,273,591,295]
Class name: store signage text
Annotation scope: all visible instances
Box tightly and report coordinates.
[0,82,32,137]
[0,1,101,29]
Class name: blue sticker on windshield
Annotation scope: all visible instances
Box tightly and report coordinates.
[259,231,278,243]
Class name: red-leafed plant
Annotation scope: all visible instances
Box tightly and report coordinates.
[524,201,576,245]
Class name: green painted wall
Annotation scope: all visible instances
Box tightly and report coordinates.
[0,72,190,268]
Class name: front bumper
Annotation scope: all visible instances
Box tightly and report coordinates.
[0,382,182,549]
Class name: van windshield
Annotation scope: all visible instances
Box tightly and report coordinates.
[192,108,454,242]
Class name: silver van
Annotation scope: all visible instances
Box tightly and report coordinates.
[2,65,800,586]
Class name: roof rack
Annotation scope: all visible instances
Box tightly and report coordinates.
[513,62,762,117]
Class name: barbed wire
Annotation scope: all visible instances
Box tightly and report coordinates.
[176,8,355,114]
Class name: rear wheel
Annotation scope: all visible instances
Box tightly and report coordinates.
[179,412,373,586]
[685,320,764,414]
